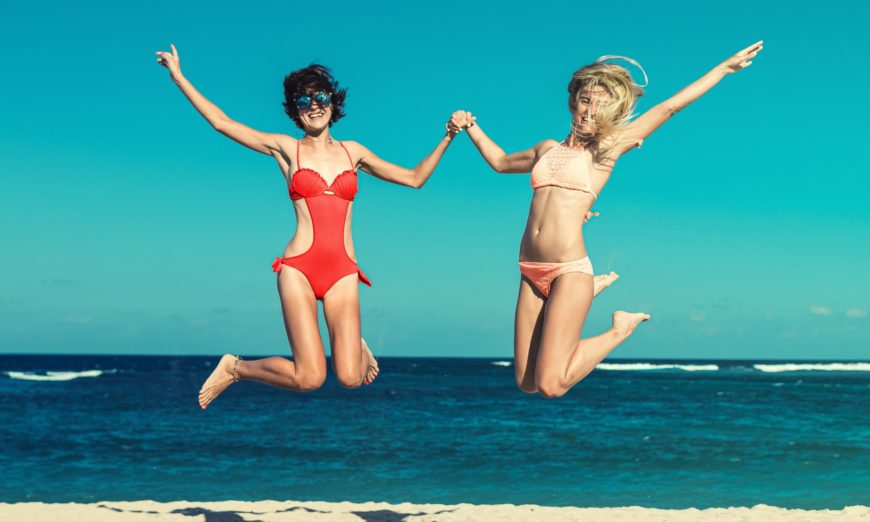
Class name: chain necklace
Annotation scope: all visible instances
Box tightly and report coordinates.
[304,135,334,144]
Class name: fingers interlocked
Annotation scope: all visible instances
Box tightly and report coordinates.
[446,110,476,135]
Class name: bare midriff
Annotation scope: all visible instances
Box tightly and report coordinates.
[519,186,595,263]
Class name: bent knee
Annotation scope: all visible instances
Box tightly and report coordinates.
[537,379,568,399]
[337,375,363,389]
[335,368,363,389]
[297,371,326,392]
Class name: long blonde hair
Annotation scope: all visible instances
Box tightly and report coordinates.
[567,56,647,159]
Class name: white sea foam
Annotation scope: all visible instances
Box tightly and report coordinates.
[596,363,719,371]
[5,370,107,381]
[491,361,512,367]
[753,363,870,373]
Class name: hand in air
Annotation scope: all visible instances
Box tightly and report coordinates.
[583,211,600,224]
[447,110,476,134]
[721,41,763,74]
[155,44,183,78]
[450,111,477,129]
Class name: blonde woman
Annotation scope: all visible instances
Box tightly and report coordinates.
[155,46,460,408]
[451,42,763,398]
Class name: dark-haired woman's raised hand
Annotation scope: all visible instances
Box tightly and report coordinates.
[720,41,763,74]
[446,116,462,136]
[155,43,285,156]
[155,44,183,79]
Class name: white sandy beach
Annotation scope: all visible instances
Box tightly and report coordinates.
[2,501,868,521]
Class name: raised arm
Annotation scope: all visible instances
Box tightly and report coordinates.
[450,111,541,174]
[613,41,764,156]
[156,44,287,156]
[348,124,458,189]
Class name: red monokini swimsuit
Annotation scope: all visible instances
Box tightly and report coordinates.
[272,141,372,299]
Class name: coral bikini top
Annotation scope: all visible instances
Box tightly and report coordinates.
[289,140,359,201]
[530,142,598,199]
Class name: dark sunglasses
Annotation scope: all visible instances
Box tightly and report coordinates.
[294,91,332,111]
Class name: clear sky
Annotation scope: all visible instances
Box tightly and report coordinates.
[1,0,868,359]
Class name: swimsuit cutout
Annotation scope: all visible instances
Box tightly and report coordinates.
[520,142,597,297]
[530,142,598,198]
[272,141,371,299]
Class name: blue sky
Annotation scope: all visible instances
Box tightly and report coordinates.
[1,0,868,358]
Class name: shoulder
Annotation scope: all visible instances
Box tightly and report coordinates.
[341,140,366,154]
[588,139,619,169]
[534,139,561,156]
[341,140,375,163]
[271,133,298,153]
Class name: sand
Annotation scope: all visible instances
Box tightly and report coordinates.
[1,501,868,521]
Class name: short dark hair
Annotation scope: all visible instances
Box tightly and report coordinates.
[282,64,347,129]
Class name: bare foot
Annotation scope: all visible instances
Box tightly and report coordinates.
[612,311,650,337]
[198,354,238,410]
[362,339,379,385]
[593,271,620,298]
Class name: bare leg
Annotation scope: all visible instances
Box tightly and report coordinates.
[322,274,378,389]
[560,311,649,386]
[514,278,545,393]
[534,272,648,398]
[514,271,619,392]
[197,266,328,409]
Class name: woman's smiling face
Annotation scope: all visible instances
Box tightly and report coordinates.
[297,91,333,132]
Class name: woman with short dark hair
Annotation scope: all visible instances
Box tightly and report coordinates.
[155,45,459,407]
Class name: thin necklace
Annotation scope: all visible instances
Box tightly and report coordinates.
[304,135,333,144]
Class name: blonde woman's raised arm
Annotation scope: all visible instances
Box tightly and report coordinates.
[614,41,763,156]
[451,111,545,174]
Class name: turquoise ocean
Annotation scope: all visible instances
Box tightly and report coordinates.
[2,355,868,508]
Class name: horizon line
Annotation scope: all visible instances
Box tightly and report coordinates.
[1,353,868,363]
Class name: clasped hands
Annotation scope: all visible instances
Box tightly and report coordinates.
[445,110,477,136]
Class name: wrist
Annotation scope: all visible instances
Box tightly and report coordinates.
[712,63,731,76]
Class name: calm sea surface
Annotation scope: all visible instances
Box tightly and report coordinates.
[1,355,868,508]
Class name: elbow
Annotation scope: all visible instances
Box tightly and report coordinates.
[490,154,512,173]
[408,170,425,189]
[211,117,231,133]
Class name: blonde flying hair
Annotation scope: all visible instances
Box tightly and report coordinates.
[567,55,648,158]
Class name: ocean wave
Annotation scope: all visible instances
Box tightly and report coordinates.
[4,369,110,381]
[491,361,512,367]
[596,363,719,371]
[753,363,870,373]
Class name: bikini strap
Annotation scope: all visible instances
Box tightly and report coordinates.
[296,139,302,169]
[339,141,354,170]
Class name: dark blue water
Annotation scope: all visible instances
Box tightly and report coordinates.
[2,355,868,508]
